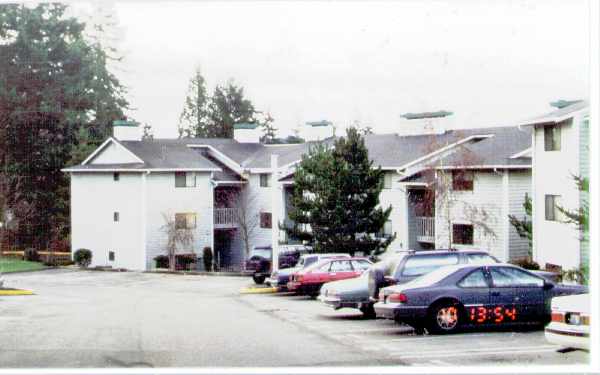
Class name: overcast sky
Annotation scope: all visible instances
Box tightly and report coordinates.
[99,0,589,138]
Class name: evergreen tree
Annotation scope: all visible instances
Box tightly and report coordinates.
[508,193,533,256]
[206,81,256,138]
[258,112,277,143]
[0,4,128,248]
[284,128,394,256]
[178,67,209,138]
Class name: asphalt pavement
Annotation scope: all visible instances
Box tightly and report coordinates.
[0,269,589,369]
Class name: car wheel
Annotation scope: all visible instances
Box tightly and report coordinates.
[360,304,376,319]
[253,275,266,284]
[427,301,462,334]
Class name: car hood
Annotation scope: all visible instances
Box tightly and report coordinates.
[551,293,590,314]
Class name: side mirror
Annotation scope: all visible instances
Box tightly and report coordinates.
[384,276,397,286]
[543,281,554,290]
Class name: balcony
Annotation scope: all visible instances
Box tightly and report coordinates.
[214,208,238,229]
[416,216,435,243]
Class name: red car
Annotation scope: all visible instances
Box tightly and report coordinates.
[287,257,372,296]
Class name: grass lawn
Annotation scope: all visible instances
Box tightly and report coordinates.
[0,257,47,273]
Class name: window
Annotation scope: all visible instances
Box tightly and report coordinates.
[453,224,474,245]
[544,126,561,151]
[318,262,332,272]
[452,170,474,191]
[113,173,120,181]
[545,195,562,221]
[260,173,270,187]
[379,220,393,238]
[113,212,119,222]
[108,251,115,261]
[490,267,544,287]
[260,212,272,228]
[175,172,196,188]
[402,254,459,276]
[383,173,392,189]
[467,253,498,264]
[458,269,488,288]
[330,260,352,272]
[175,213,196,229]
[351,260,371,271]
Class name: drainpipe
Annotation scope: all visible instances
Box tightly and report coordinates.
[271,155,280,272]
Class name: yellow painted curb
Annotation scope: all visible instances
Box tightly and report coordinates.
[0,289,34,296]
[240,287,278,294]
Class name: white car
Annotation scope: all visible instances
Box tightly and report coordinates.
[545,293,590,351]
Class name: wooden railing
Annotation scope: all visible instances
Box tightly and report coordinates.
[214,208,238,228]
[416,216,435,243]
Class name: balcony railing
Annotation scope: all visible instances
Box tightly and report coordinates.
[416,216,435,243]
[214,208,238,229]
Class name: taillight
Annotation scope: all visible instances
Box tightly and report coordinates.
[388,293,408,303]
[551,312,565,323]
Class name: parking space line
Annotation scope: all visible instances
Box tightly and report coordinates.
[389,345,559,359]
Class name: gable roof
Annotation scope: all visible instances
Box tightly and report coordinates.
[518,100,588,126]
[64,125,531,175]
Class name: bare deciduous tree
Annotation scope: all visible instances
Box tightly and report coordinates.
[418,131,497,248]
[161,212,194,271]
[227,188,261,258]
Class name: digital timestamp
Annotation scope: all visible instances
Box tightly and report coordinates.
[469,306,517,323]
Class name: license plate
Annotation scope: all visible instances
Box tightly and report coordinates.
[567,313,581,325]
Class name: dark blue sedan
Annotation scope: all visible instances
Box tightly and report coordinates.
[374,264,587,334]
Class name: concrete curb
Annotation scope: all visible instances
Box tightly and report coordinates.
[0,267,56,275]
[146,270,246,277]
[240,286,279,294]
[0,289,34,296]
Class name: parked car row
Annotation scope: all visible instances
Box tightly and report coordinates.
[249,247,589,349]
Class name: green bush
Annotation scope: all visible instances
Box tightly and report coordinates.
[509,257,540,270]
[154,255,169,269]
[203,247,213,272]
[24,248,39,262]
[177,254,197,270]
[73,249,92,268]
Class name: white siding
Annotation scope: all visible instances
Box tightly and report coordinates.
[144,172,214,269]
[380,171,408,251]
[434,171,504,259]
[532,118,581,269]
[70,173,145,270]
[507,170,532,260]
[89,141,140,164]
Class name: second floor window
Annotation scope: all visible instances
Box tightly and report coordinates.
[453,224,474,245]
[260,173,270,187]
[452,170,474,191]
[175,213,197,229]
[383,173,392,189]
[113,173,120,181]
[260,212,272,228]
[175,172,196,188]
[544,126,561,151]
[545,195,562,221]
[113,212,119,222]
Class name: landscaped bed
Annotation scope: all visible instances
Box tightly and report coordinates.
[0,257,47,273]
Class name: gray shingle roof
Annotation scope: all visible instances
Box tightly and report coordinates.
[66,125,531,173]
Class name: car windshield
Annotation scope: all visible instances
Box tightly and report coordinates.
[250,248,271,259]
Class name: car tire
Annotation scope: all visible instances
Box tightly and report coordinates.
[427,301,463,334]
[253,275,266,284]
[360,304,376,319]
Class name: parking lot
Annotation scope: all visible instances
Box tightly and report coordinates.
[0,269,589,368]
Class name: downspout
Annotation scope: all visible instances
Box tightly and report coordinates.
[141,171,150,270]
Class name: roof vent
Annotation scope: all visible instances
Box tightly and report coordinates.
[398,110,453,136]
[301,120,334,142]
[233,122,261,143]
[113,119,141,141]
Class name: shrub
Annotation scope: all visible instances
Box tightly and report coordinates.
[154,255,169,269]
[176,254,197,270]
[24,248,39,262]
[203,247,213,272]
[509,257,540,270]
[73,249,92,268]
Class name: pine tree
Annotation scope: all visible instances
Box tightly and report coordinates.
[284,128,394,256]
[206,81,256,138]
[178,67,209,138]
